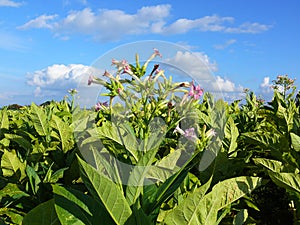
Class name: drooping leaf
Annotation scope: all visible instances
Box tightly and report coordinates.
[0,183,29,200]
[1,149,26,180]
[4,133,31,151]
[77,156,132,225]
[269,171,300,194]
[22,199,60,225]
[253,158,282,172]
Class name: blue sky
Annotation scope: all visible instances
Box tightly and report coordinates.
[0,0,299,106]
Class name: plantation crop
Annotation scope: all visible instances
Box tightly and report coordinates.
[0,50,300,224]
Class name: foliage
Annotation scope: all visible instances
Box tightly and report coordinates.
[0,50,299,224]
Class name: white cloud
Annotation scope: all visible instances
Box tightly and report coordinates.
[163,15,234,34]
[260,76,273,93]
[214,39,236,50]
[225,22,272,34]
[164,51,218,81]
[18,5,272,41]
[212,76,243,92]
[163,50,243,100]
[27,64,100,97]
[18,14,58,30]
[0,0,22,7]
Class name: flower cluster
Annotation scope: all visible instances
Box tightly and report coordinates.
[272,74,296,92]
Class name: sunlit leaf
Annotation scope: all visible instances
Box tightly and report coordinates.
[269,171,300,194]
[164,176,262,225]
[30,103,49,136]
[78,156,132,225]
[1,149,26,179]
[290,132,300,152]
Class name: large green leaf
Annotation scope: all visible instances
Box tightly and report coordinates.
[50,114,73,153]
[126,147,159,206]
[4,133,31,151]
[22,199,60,225]
[0,183,29,200]
[1,149,26,179]
[164,176,262,225]
[53,185,114,225]
[269,171,300,194]
[30,103,49,136]
[147,149,181,182]
[97,121,139,161]
[163,175,212,225]
[26,165,41,195]
[0,208,24,225]
[253,158,282,172]
[224,116,239,154]
[77,156,132,225]
[145,150,201,215]
[0,108,9,130]
[290,132,300,152]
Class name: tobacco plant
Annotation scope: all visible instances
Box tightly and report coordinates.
[0,50,299,224]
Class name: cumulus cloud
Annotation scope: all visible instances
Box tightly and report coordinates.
[18,5,272,41]
[164,51,218,81]
[163,50,243,100]
[212,76,243,92]
[27,64,100,97]
[0,0,23,7]
[260,76,273,93]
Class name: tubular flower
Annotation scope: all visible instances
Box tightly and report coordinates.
[153,48,162,58]
[183,127,197,142]
[122,64,134,75]
[88,75,94,85]
[111,59,128,73]
[206,129,217,139]
[103,70,115,80]
[95,101,108,111]
[174,124,198,142]
[188,81,203,100]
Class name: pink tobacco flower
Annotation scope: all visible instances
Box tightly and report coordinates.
[153,48,162,58]
[95,101,108,111]
[88,75,94,85]
[183,127,197,141]
[112,59,128,72]
[188,81,203,100]
[206,129,217,138]
[174,124,198,142]
[122,64,133,75]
